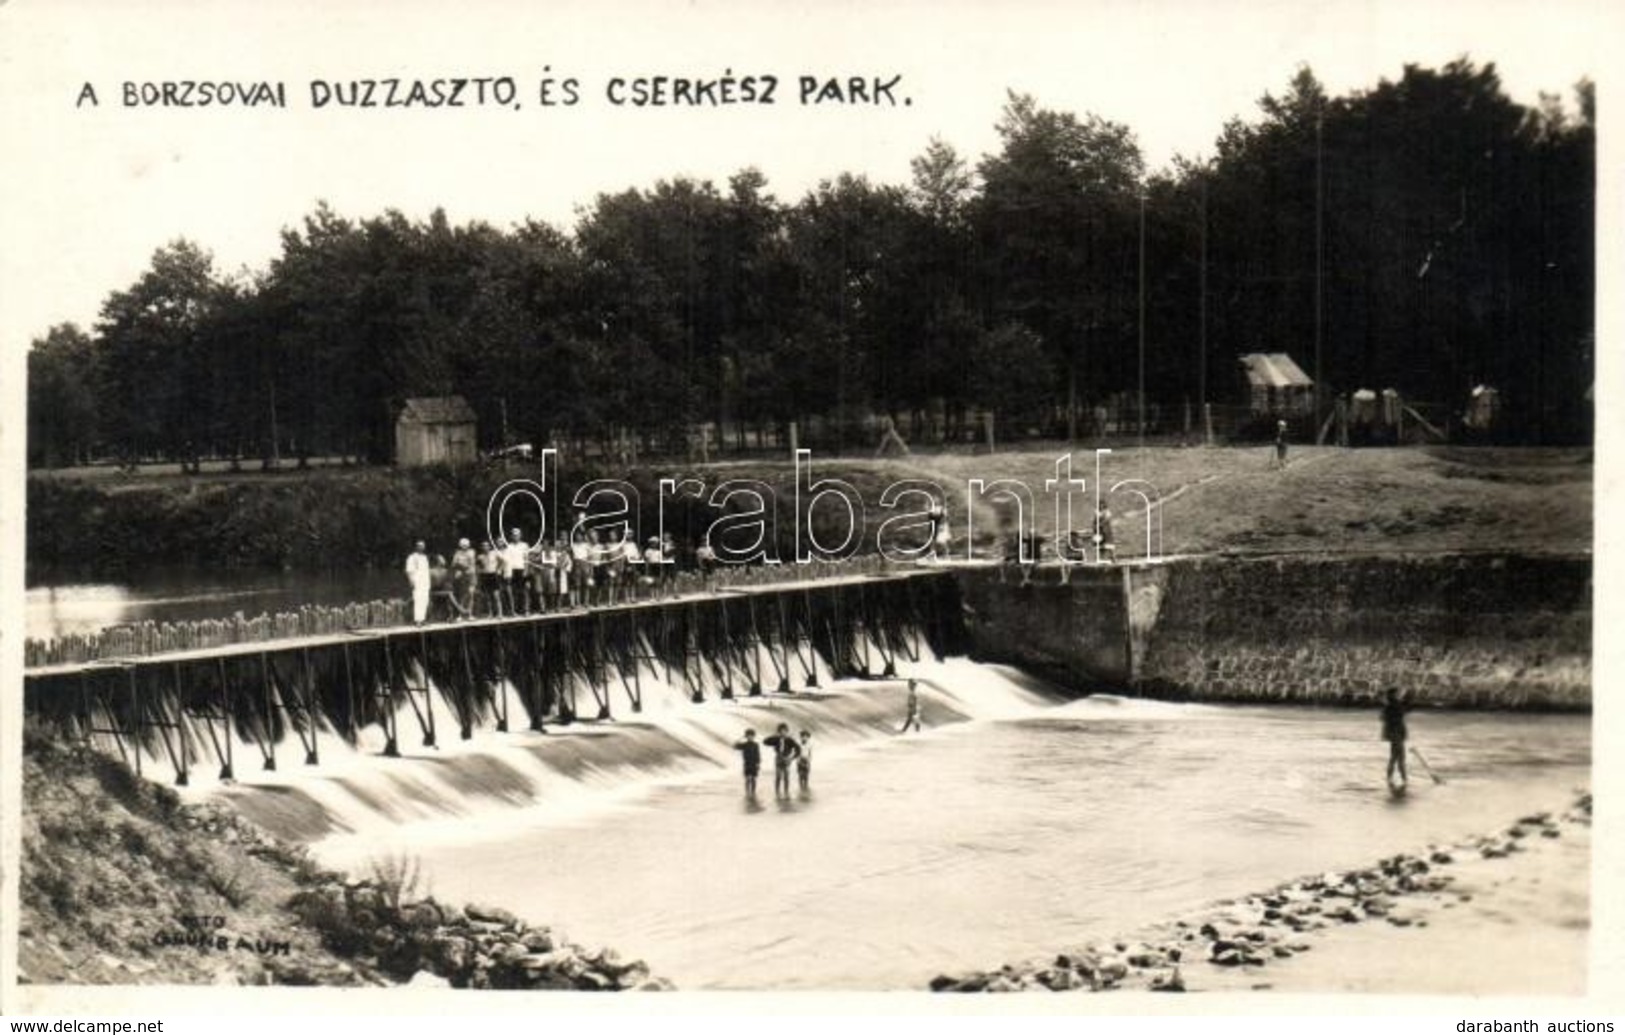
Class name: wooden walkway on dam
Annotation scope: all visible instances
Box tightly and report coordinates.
[22,570,968,785]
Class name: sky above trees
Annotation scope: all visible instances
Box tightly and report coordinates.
[0,0,1606,353]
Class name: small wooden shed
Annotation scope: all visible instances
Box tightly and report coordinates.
[395,396,477,466]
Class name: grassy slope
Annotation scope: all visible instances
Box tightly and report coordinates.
[18,734,376,986]
[19,734,670,990]
[887,445,1592,558]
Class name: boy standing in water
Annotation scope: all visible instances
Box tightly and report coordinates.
[733,728,762,797]
[1381,687,1409,789]
[762,722,802,798]
[897,679,922,733]
[796,729,813,791]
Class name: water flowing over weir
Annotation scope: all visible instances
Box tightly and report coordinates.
[22,572,969,795]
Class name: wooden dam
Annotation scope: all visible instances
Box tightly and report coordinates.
[21,571,969,786]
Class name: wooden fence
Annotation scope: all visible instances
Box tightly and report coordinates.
[25,599,410,669]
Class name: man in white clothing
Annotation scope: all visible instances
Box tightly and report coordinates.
[405,540,431,625]
[503,528,530,614]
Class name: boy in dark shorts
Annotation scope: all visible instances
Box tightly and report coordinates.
[732,728,762,797]
[1381,687,1409,789]
[796,729,813,791]
[762,722,802,798]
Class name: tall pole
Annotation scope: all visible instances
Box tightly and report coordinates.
[1198,168,1209,431]
[1314,107,1325,426]
[1138,189,1147,451]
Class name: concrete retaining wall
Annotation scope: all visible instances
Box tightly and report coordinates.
[955,553,1591,709]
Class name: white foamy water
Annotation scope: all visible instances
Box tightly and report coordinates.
[132,653,1588,991]
[143,648,1048,848]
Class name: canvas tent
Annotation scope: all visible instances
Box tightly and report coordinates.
[1238,353,1315,416]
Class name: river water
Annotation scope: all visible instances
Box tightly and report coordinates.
[24,571,404,640]
[33,576,1591,991]
[274,666,1589,992]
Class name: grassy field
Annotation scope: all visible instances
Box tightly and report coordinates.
[25,444,1592,577]
[704,444,1593,559]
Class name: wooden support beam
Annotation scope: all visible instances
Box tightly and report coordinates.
[297,648,320,764]
[218,656,234,779]
[380,636,401,757]
[258,651,277,771]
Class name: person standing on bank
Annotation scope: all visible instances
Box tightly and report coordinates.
[1381,687,1409,789]
[1274,419,1289,469]
[898,679,922,734]
[405,541,431,626]
[762,722,802,798]
[1095,506,1117,565]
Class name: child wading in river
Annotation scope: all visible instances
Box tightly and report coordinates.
[897,679,922,734]
[762,723,802,798]
[732,728,762,797]
[796,730,813,792]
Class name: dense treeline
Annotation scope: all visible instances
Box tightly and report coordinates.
[26,61,1594,468]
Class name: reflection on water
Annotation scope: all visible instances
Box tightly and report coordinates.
[26,570,405,640]
[307,693,1589,991]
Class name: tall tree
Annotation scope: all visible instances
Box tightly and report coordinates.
[26,323,100,467]
[96,240,220,468]
[976,91,1146,436]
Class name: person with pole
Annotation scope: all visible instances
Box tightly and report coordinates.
[1381,686,1409,790]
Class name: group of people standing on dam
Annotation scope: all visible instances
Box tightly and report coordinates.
[405,527,718,625]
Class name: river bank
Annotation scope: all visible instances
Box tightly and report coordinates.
[929,792,1591,994]
[17,733,668,990]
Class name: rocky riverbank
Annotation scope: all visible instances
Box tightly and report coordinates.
[929,791,1591,993]
[18,734,667,989]
[284,870,670,990]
